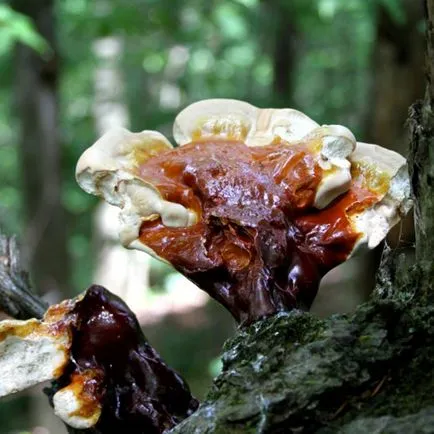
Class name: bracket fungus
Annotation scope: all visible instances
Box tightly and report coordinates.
[76,99,412,324]
[0,285,198,432]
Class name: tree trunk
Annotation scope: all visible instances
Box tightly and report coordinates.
[272,4,296,107]
[12,0,70,297]
[366,0,425,249]
[409,0,434,286]
[366,0,425,154]
[171,2,434,433]
[261,0,297,107]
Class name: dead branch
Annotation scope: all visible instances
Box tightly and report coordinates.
[0,231,47,319]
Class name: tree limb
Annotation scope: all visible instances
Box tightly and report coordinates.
[0,232,47,319]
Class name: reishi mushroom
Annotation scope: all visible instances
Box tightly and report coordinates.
[0,285,198,432]
[76,99,412,324]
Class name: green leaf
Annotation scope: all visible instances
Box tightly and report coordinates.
[0,4,50,55]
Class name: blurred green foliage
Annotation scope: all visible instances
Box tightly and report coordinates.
[1,0,380,290]
[0,4,49,55]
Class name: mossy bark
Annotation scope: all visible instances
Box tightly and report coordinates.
[170,3,434,433]
[172,298,434,434]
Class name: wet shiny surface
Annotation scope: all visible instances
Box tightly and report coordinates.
[136,140,377,324]
[51,286,198,433]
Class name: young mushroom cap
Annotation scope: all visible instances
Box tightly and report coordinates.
[76,99,412,323]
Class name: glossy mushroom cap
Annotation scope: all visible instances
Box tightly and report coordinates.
[76,99,412,324]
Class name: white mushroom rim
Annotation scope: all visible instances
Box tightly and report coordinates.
[75,98,412,265]
[0,299,101,430]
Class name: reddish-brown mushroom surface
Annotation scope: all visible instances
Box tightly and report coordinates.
[76,99,411,324]
[135,140,375,323]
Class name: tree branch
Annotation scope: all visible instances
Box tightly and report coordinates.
[0,232,48,319]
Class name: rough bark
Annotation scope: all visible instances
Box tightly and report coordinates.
[172,301,434,433]
[12,0,70,296]
[409,0,434,282]
[170,3,434,433]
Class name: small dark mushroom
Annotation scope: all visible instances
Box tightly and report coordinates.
[0,285,198,433]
